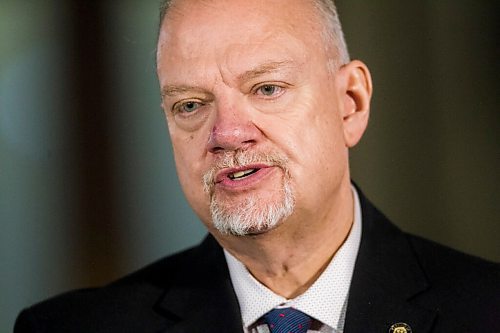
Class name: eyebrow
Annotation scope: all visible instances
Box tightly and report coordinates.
[161,60,296,97]
[237,60,296,83]
[161,85,207,97]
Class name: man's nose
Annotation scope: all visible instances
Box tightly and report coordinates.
[207,104,262,154]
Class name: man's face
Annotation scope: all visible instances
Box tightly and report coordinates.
[157,0,354,236]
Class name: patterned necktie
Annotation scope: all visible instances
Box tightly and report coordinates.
[263,307,312,333]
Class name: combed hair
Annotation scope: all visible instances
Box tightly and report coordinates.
[158,0,350,70]
[312,0,351,69]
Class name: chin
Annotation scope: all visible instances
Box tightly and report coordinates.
[210,184,295,237]
[230,218,287,237]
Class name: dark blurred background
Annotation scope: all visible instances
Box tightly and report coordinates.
[1,0,498,331]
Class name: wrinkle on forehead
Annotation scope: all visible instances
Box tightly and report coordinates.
[236,61,297,83]
[216,33,308,86]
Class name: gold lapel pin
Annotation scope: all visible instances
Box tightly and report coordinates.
[388,322,412,333]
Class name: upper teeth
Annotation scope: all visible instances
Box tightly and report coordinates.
[230,169,256,179]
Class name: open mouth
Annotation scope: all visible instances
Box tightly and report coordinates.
[228,168,259,180]
[212,163,276,190]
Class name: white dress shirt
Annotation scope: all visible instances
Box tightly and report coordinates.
[224,187,362,333]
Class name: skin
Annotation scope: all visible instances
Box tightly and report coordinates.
[157,0,372,298]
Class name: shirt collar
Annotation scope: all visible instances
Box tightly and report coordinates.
[224,186,362,330]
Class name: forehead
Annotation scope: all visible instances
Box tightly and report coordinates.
[162,0,320,35]
[157,0,326,80]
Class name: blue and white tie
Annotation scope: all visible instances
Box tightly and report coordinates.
[263,307,312,333]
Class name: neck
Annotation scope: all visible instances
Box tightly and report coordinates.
[216,182,354,299]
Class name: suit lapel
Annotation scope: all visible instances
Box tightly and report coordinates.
[155,236,243,333]
[344,190,437,332]
[151,189,439,332]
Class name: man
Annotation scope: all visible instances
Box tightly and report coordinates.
[15,0,499,332]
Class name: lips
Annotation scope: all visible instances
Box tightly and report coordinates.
[215,164,277,190]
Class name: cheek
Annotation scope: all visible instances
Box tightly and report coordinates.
[172,137,203,178]
[170,126,208,190]
[172,141,212,219]
[310,115,346,172]
[274,98,346,188]
[277,91,344,161]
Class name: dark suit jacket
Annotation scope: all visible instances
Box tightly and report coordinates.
[15,191,500,332]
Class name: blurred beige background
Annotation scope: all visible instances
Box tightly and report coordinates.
[1,1,498,331]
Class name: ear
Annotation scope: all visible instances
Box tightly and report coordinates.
[338,60,372,148]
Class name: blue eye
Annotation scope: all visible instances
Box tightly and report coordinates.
[179,101,201,113]
[257,85,280,96]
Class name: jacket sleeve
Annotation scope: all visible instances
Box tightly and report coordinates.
[14,309,39,333]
